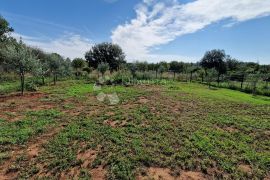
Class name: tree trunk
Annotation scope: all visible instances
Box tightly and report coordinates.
[190,72,193,82]
[155,70,158,79]
[208,74,211,89]
[252,81,257,96]
[53,73,56,85]
[201,74,204,83]
[217,73,220,86]
[173,72,176,80]
[42,76,45,85]
[20,72,24,96]
[19,66,24,96]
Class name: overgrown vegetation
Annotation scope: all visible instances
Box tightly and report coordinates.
[0,80,269,179]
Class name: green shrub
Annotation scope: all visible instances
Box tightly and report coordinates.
[112,71,132,84]
[25,81,38,91]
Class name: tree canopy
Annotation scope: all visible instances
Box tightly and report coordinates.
[0,16,13,39]
[85,42,126,71]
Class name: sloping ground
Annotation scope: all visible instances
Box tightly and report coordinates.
[0,80,269,179]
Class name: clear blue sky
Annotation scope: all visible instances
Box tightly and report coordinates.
[1,0,270,64]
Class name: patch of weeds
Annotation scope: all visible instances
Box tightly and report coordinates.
[62,103,75,110]
[0,152,10,164]
[78,168,91,179]
[15,153,28,163]
[19,165,40,178]
[40,80,94,98]
[0,109,61,146]
[108,159,135,180]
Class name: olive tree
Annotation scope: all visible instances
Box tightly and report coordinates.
[0,16,13,40]
[60,58,72,77]
[259,65,270,89]
[71,58,85,78]
[31,48,51,85]
[48,53,62,85]
[85,42,126,71]
[129,63,137,79]
[97,62,109,77]
[0,39,38,95]
[0,16,14,67]
[158,65,166,79]
[200,49,227,85]
[188,66,200,82]
[169,61,184,80]
[135,61,148,72]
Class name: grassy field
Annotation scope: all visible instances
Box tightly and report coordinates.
[0,80,269,179]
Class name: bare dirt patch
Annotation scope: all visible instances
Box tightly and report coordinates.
[60,148,106,180]
[224,126,238,133]
[238,164,252,174]
[0,92,55,122]
[90,166,107,180]
[136,167,176,180]
[179,171,207,180]
[138,96,149,104]
[104,119,118,127]
[145,167,174,179]
[103,120,127,128]
[106,111,115,116]
[214,124,239,134]
[77,149,97,168]
[138,168,207,180]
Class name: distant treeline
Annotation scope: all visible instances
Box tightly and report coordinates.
[0,15,269,96]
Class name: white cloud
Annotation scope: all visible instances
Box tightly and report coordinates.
[12,32,93,59]
[111,0,270,61]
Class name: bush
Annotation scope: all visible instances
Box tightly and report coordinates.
[25,81,38,91]
[112,71,132,84]
[82,67,92,74]
[136,71,153,80]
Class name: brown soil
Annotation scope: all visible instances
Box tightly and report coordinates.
[137,167,174,180]
[264,173,270,180]
[77,149,97,168]
[106,112,115,116]
[179,171,207,180]
[59,148,106,180]
[224,126,238,133]
[138,97,149,104]
[90,166,107,180]
[138,167,207,180]
[238,164,252,174]
[0,92,55,122]
[104,119,118,127]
